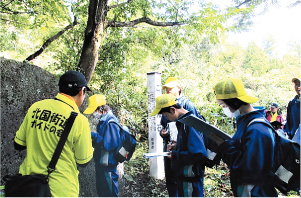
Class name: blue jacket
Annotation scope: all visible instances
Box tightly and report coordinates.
[91,110,121,167]
[161,95,199,143]
[284,95,300,139]
[217,109,278,197]
[171,112,208,182]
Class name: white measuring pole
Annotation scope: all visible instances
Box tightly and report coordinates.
[147,72,164,179]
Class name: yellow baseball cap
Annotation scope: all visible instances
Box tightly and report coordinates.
[150,94,177,116]
[162,77,180,89]
[83,94,106,114]
[292,75,301,83]
[213,78,258,104]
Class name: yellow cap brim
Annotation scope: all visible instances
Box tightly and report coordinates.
[162,81,180,89]
[151,94,177,116]
[237,95,258,104]
[83,106,98,114]
[150,108,161,116]
[83,94,106,114]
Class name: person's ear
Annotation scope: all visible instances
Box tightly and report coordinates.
[80,87,86,96]
[170,107,176,114]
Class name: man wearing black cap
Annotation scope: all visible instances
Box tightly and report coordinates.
[265,102,285,127]
[14,70,93,197]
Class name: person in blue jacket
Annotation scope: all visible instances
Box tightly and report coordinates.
[212,78,278,197]
[151,94,208,197]
[84,95,121,197]
[159,77,201,197]
[284,76,300,139]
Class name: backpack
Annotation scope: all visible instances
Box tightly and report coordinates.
[108,120,137,163]
[247,118,300,195]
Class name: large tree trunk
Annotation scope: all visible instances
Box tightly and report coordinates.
[77,0,108,83]
[77,0,185,83]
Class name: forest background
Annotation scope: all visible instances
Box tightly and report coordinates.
[1,0,300,197]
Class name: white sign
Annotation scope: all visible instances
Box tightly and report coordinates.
[147,72,164,179]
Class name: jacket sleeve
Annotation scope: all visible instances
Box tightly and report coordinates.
[183,100,199,116]
[91,131,103,145]
[160,116,168,129]
[74,116,94,165]
[103,122,121,152]
[160,116,170,143]
[172,126,207,165]
[284,100,293,135]
[91,121,105,145]
[218,123,275,184]
[203,135,220,167]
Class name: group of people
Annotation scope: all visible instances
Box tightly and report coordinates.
[151,76,300,197]
[264,76,301,142]
[13,69,300,197]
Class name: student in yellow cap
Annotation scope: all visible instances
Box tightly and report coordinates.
[84,94,122,197]
[283,76,300,139]
[212,78,277,197]
[159,77,203,197]
[14,70,93,197]
[151,94,208,197]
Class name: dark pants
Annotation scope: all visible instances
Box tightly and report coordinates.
[95,164,119,197]
[177,177,204,197]
[164,142,178,197]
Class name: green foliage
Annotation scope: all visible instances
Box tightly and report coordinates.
[1,1,300,196]
[0,0,72,62]
[200,103,236,135]
[51,23,86,72]
[0,0,268,73]
[122,142,169,197]
[0,26,16,52]
[126,142,150,175]
[243,41,271,75]
[204,163,233,197]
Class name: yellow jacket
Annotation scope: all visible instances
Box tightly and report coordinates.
[15,93,93,197]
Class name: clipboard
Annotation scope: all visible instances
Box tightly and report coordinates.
[177,113,232,142]
[143,152,169,159]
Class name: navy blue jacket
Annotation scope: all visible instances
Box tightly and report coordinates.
[284,95,300,139]
[171,112,208,182]
[91,110,121,167]
[217,109,278,197]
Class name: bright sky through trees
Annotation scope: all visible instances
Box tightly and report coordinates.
[227,0,301,57]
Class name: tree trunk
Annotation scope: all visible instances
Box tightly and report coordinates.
[77,0,108,83]
[77,0,186,83]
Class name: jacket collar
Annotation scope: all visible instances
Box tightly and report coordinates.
[55,93,80,112]
[99,110,114,121]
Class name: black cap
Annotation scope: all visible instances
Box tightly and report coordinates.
[59,70,91,91]
[270,102,278,108]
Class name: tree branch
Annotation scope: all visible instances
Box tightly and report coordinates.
[0,18,28,25]
[25,19,79,62]
[287,0,301,8]
[108,0,133,10]
[106,17,186,28]
[2,0,15,7]
[0,6,37,15]
[236,0,252,8]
